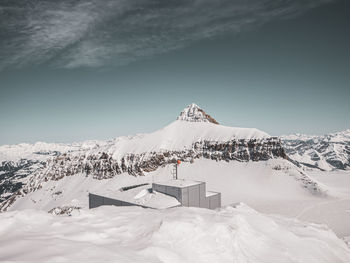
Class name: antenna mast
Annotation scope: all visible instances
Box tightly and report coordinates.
[172,160,181,180]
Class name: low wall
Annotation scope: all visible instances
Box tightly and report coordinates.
[89,193,148,209]
[207,193,221,210]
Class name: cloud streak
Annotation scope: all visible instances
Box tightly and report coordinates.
[0,0,333,70]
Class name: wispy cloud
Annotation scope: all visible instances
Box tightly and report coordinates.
[0,0,333,70]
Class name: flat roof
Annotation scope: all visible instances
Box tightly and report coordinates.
[153,179,203,188]
[91,184,180,209]
[205,191,220,197]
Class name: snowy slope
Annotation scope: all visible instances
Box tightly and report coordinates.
[282,129,350,171]
[95,120,270,160]
[6,158,317,212]
[9,158,344,236]
[1,204,349,263]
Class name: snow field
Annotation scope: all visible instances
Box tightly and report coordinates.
[1,204,350,263]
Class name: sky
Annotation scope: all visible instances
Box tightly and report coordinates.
[0,0,349,145]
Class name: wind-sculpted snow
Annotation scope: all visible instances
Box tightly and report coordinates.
[0,204,349,263]
[282,129,350,171]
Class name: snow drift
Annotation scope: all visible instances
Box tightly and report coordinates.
[0,204,349,263]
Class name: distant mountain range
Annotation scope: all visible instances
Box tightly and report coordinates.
[0,103,347,212]
[282,129,350,171]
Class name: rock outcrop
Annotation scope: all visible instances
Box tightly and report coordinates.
[177,103,219,124]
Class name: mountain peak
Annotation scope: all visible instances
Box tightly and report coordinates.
[176,103,219,124]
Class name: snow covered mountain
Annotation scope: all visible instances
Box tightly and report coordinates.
[282,129,350,171]
[0,103,323,212]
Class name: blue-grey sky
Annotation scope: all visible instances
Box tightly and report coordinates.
[0,0,349,145]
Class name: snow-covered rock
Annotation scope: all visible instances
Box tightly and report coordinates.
[176,103,219,124]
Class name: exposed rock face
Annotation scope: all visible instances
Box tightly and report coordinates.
[0,160,45,203]
[282,129,350,171]
[0,143,75,204]
[177,103,219,124]
[45,137,286,179]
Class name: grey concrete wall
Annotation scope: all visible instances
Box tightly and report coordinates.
[103,196,122,206]
[188,185,200,207]
[208,193,221,210]
[181,187,189,206]
[199,182,207,208]
[89,193,146,209]
[200,183,205,196]
[152,183,183,203]
[152,182,221,210]
[201,196,210,209]
[152,184,166,195]
[166,186,182,202]
[89,193,104,209]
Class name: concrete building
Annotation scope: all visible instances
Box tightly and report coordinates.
[89,179,221,210]
[152,180,221,210]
